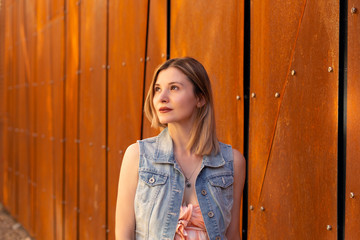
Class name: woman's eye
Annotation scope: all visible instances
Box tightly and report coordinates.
[154,87,161,92]
[170,85,179,90]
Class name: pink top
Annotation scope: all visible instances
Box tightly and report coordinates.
[174,204,209,240]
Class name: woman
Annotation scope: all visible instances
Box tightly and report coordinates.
[115,57,246,240]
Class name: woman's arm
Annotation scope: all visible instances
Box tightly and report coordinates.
[226,149,246,240]
[115,143,140,240]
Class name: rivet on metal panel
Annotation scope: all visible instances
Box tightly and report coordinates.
[328,67,333,72]
[236,95,241,100]
[41,134,45,138]
[60,138,66,143]
[326,225,332,231]
[275,92,280,98]
[251,93,256,98]
[351,7,357,14]
[75,139,80,144]
[107,65,111,69]
[50,137,55,141]
[119,150,123,154]
[140,58,143,62]
[122,62,126,67]
[62,201,66,205]
[350,192,355,198]
[162,53,166,58]
[89,67,93,71]
[146,57,150,62]
[89,142,93,146]
[260,206,265,211]
[88,217,92,221]
[101,145,107,149]
[106,229,110,233]
[107,147,110,152]
[102,65,106,69]
[76,70,81,75]
[291,70,296,76]
[249,205,254,210]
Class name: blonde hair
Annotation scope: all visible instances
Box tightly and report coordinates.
[144,57,219,155]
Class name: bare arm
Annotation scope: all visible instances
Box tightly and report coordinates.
[115,143,139,240]
[226,149,246,240]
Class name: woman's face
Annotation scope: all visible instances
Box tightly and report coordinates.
[153,67,200,126]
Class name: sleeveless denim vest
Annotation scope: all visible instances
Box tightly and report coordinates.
[134,128,234,240]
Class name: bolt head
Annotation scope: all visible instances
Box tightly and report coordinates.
[350,192,355,198]
[236,95,241,100]
[251,93,256,98]
[328,67,333,72]
[326,225,332,231]
[275,92,280,98]
[249,205,254,210]
[351,7,357,14]
[260,206,265,211]
[291,70,296,76]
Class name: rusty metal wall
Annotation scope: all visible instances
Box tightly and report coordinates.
[249,0,339,239]
[0,0,358,240]
[345,1,360,239]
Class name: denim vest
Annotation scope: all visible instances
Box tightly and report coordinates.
[134,128,234,240]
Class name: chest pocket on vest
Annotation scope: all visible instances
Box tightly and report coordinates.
[136,170,168,205]
[208,174,234,207]
[139,170,168,187]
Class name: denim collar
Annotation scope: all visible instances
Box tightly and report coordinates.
[153,128,225,168]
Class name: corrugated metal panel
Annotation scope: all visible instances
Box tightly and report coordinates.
[50,13,65,240]
[64,0,80,240]
[35,0,56,237]
[249,1,339,239]
[16,0,31,230]
[107,0,148,239]
[78,0,107,239]
[345,1,360,239]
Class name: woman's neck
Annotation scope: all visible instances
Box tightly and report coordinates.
[168,123,193,157]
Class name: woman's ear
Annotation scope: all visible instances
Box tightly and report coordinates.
[197,95,206,108]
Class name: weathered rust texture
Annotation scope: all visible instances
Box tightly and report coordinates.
[107,0,149,239]
[249,0,339,239]
[63,0,80,240]
[35,0,56,238]
[345,0,360,239]
[78,0,107,239]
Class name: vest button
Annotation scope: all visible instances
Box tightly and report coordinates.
[208,211,214,218]
[201,189,207,195]
[149,177,155,184]
[215,237,221,240]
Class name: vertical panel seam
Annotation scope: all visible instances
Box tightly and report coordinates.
[140,0,151,140]
[338,0,347,239]
[105,0,110,238]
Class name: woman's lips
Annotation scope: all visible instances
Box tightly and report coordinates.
[159,107,172,113]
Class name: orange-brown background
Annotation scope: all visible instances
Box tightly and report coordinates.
[0,0,358,239]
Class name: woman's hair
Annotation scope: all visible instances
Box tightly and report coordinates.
[144,57,219,155]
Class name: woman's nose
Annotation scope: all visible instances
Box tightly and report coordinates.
[159,90,169,103]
